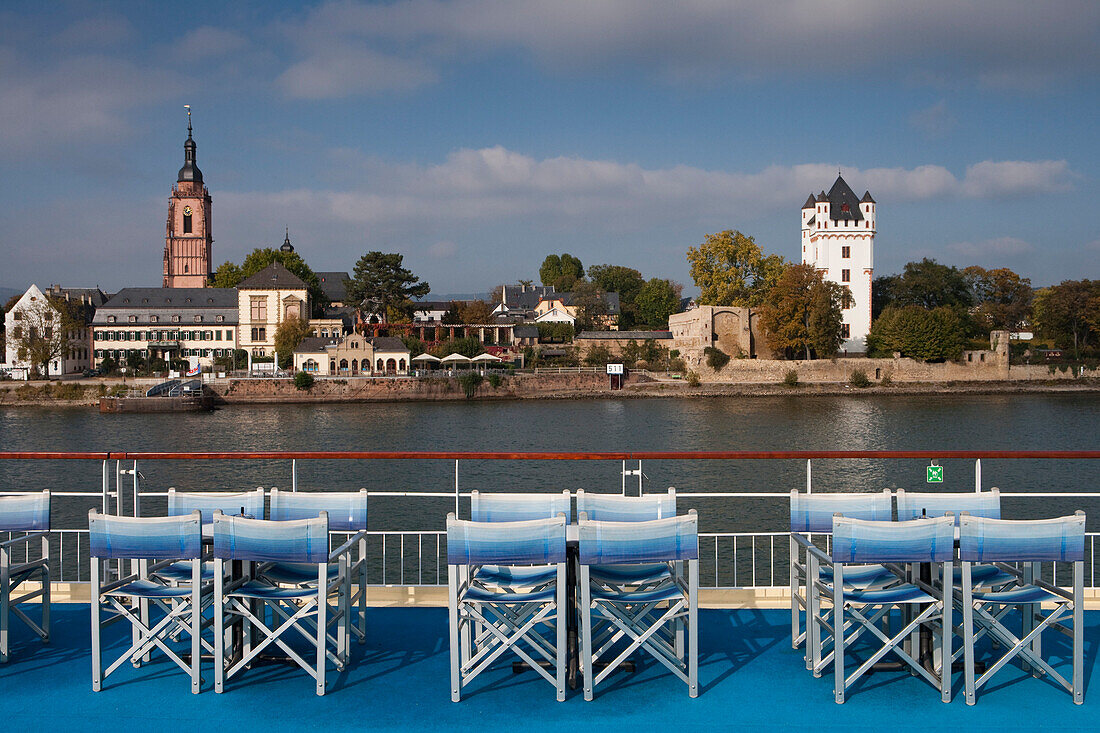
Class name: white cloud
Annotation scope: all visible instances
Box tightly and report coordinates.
[274,0,1100,98]
[220,148,1078,232]
[277,45,438,98]
[429,240,458,258]
[173,27,250,59]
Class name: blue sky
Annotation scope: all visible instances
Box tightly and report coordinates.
[3,1,1099,297]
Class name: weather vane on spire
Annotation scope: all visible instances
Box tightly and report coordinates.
[184,104,192,135]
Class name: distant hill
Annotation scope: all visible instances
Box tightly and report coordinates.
[0,287,23,307]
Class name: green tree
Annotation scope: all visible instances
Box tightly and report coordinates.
[539,253,584,291]
[583,344,612,366]
[588,264,645,328]
[569,281,611,330]
[10,295,81,377]
[1033,280,1100,359]
[963,266,1034,333]
[215,248,326,309]
[866,306,966,362]
[872,274,901,320]
[345,252,430,324]
[687,230,785,307]
[430,337,484,358]
[634,278,680,329]
[759,263,845,359]
[401,336,426,358]
[891,258,972,310]
[273,315,312,369]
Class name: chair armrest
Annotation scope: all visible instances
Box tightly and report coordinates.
[791,533,833,566]
[1030,575,1075,601]
[329,530,367,563]
[0,531,48,549]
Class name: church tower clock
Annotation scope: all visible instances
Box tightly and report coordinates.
[163,109,213,288]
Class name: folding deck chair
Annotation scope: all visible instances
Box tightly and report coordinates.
[89,509,207,693]
[1,491,50,663]
[268,489,369,647]
[157,488,266,584]
[815,514,955,703]
[447,514,568,701]
[789,490,895,669]
[577,511,699,700]
[212,511,353,695]
[959,512,1086,705]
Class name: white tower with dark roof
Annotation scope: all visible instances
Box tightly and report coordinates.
[800,175,875,352]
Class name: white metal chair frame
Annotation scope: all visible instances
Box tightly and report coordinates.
[959,512,1085,705]
[0,491,50,664]
[809,513,955,704]
[447,513,568,702]
[577,511,699,701]
[89,509,210,694]
[212,511,354,696]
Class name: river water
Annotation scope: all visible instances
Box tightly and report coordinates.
[2,394,1099,535]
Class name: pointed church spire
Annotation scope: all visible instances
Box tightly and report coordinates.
[178,105,203,184]
[281,226,295,253]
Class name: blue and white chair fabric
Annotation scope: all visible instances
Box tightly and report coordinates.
[576,489,677,586]
[813,514,955,703]
[958,512,1086,705]
[447,514,568,702]
[789,490,895,661]
[1,491,50,663]
[89,509,207,693]
[896,489,1009,585]
[468,490,571,588]
[268,488,369,645]
[156,488,267,584]
[212,511,352,696]
[576,511,699,700]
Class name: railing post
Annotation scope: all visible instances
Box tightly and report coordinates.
[974,458,982,493]
[454,459,460,515]
[132,461,140,518]
[292,459,298,492]
[806,459,812,494]
[101,459,109,513]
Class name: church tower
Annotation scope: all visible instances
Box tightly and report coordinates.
[800,174,875,352]
[163,110,213,288]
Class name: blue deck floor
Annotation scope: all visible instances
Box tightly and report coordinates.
[3,605,1097,732]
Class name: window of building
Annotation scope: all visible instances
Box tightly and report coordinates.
[841,269,850,282]
[216,314,224,323]
[128,315,136,323]
[150,315,158,323]
[842,287,854,310]
[841,246,850,259]
[251,327,266,342]
[172,315,180,323]
[204,330,212,340]
[12,326,22,339]
[841,324,851,339]
[251,298,267,321]
[107,316,116,323]
[194,315,202,323]
[183,212,192,234]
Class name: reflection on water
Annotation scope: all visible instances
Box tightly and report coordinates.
[2,395,1099,532]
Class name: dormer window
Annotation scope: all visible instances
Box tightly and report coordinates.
[107,316,116,323]
[215,315,224,323]
[194,315,202,323]
[128,315,137,323]
[172,315,181,323]
[150,315,159,323]
[841,203,850,213]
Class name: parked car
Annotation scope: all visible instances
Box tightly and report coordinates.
[82,368,101,378]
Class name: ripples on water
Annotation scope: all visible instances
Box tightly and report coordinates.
[2,394,1099,533]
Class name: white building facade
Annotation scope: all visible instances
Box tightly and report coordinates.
[1,284,99,378]
[801,175,875,352]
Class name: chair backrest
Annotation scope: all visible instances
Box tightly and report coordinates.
[88,509,202,560]
[447,515,567,565]
[0,490,50,531]
[269,489,367,532]
[959,513,1086,562]
[212,512,330,563]
[470,490,572,523]
[168,488,265,524]
[790,490,892,533]
[832,514,955,563]
[576,489,675,522]
[578,511,698,565]
[896,489,1000,524]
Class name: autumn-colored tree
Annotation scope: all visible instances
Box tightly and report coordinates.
[9,295,83,377]
[1032,280,1100,359]
[758,264,845,359]
[687,230,785,306]
[570,281,611,330]
[213,248,326,308]
[457,300,493,323]
[273,315,313,369]
[963,266,1034,332]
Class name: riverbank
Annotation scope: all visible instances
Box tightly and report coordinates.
[2,372,1099,407]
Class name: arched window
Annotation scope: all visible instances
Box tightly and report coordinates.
[386,358,396,372]
[351,359,358,375]
[376,359,383,371]
[329,360,336,373]
[399,359,406,371]
[339,359,349,373]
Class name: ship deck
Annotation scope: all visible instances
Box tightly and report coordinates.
[5,605,1097,732]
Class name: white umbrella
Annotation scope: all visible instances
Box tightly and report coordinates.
[412,353,442,362]
[440,353,472,363]
[471,353,502,362]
